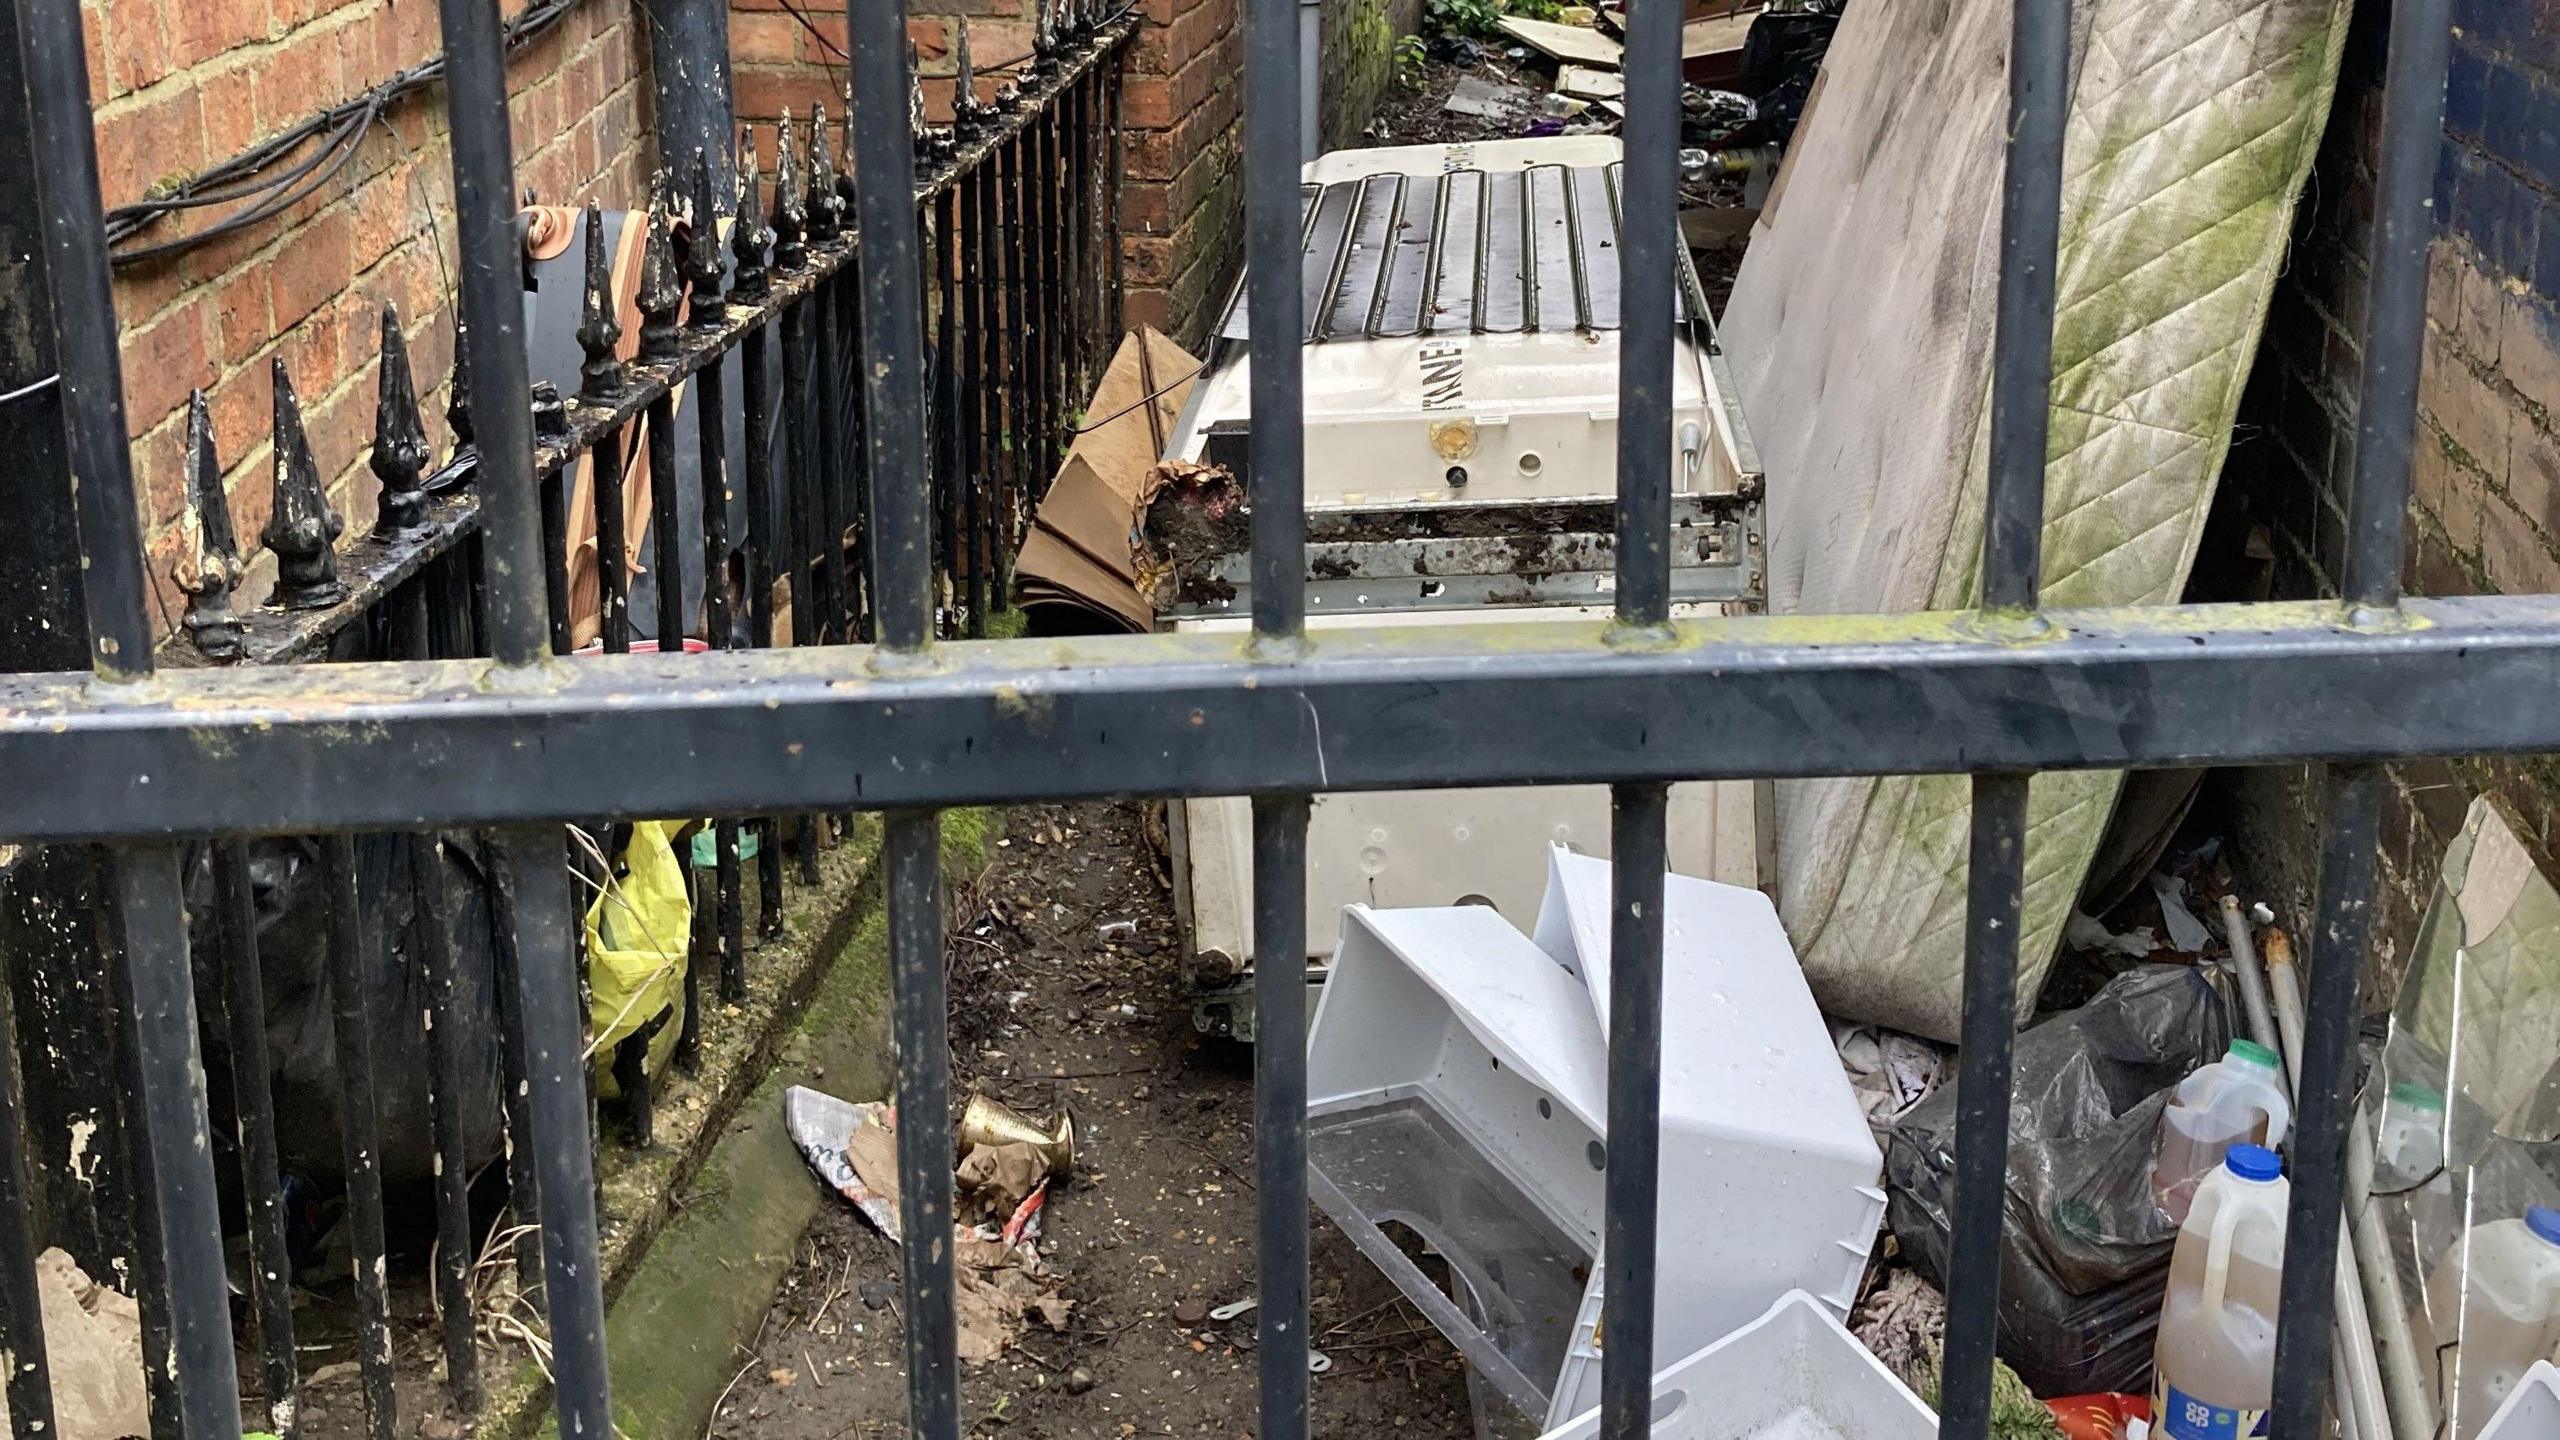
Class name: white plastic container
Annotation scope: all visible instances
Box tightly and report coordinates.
[2152,1041,2292,1223]
[1535,1291,1939,1440]
[1529,847,1884,1429]
[2421,1206,2560,1440]
[2475,1361,2559,1440]
[2152,1145,2290,1440]
[1303,862,1883,1434]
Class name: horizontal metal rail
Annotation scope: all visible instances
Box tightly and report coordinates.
[0,594,2544,838]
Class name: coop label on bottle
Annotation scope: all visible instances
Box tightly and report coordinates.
[2155,1380,2269,1440]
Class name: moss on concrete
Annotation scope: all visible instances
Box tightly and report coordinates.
[488,812,999,1440]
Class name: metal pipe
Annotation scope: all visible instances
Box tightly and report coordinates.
[18,0,154,677]
[2222,894,2282,1070]
[2270,766,2386,1440]
[1941,772,2029,1440]
[1600,782,1669,1440]
[410,832,480,1410]
[2343,0,2453,612]
[481,832,545,1296]
[640,0,737,196]
[106,881,180,1440]
[107,844,244,1437]
[2265,932,2434,1440]
[1980,0,2072,612]
[435,0,553,667]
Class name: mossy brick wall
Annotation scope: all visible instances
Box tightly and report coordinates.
[82,0,654,636]
[2220,0,2560,977]
[730,0,1247,349]
[1318,0,1417,153]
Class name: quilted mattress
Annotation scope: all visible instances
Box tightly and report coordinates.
[1720,0,2347,1039]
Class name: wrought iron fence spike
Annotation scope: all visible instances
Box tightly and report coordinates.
[773,107,808,271]
[638,187,684,363]
[955,20,980,133]
[446,306,476,460]
[371,303,432,539]
[733,127,773,302]
[808,105,844,243]
[175,389,245,661]
[263,358,347,611]
[577,201,625,403]
[686,146,729,330]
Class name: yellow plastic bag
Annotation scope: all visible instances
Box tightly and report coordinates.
[586,820,692,1095]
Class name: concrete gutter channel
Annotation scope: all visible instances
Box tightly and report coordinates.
[475,809,998,1440]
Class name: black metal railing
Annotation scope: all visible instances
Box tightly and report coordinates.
[8,12,1133,1438]
[0,0,2475,1438]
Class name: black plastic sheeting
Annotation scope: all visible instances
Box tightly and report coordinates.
[187,833,507,1193]
[1887,963,2234,1396]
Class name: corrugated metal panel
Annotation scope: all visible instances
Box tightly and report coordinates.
[1222,163,1706,341]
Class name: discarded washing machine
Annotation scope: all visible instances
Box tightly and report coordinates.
[1304,848,1884,1435]
[1154,135,1769,1040]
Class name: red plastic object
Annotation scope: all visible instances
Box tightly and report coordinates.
[2047,1393,2151,1440]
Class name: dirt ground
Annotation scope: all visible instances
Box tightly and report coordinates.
[707,801,1477,1440]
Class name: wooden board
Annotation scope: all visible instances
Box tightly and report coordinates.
[1497,15,1622,66]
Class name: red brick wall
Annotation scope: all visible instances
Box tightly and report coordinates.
[729,0,1245,349]
[84,0,654,633]
[2221,0,2560,977]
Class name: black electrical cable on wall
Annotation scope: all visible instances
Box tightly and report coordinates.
[103,0,590,268]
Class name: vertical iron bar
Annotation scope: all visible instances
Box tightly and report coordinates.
[814,290,853,645]
[19,0,152,676]
[410,834,480,1409]
[996,135,1026,561]
[105,880,180,1440]
[499,827,613,1434]
[540,471,574,654]
[649,397,686,651]
[845,8,955,1436]
[1104,58,1126,336]
[956,170,983,635]
[212,842,298,1437]
[2269,767,2385,1440]
[1241,0,1310,1431]
[741,321,788,950]
[935,195,965,633]
[435,0,551,666]
[1610,0,1679,633]
[782,300,823,881]
[1940,773,2030,1440]
[1251,795,1311,1440]
[2341,0,2451,610]
[1598,785,1669,1440]
[595,437,633,651]
[0,945,54,1440]
[1245,0,1306,640]
[836,264,873,643]
[107,845,242,1438]
[322,838,399,1440]
[693,353,740,1052]
[482,836,545,1296]
[1980,0,2071,612]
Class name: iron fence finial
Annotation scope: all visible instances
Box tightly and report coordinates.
[176,389,245,661]
[445,307,476,464]
[263,358,347,611]
[577,201,626,403]
[773,109,808,271]
[732,128,773,301]
[808,105,844,244]
[371,304,432,539]
[686,147,728,330]
[639,181,684,363]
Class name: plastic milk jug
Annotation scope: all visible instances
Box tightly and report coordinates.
[2153,1145,2289,1440]
[2422,1205,2560,1440]
[2154,1041,2292,1224]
